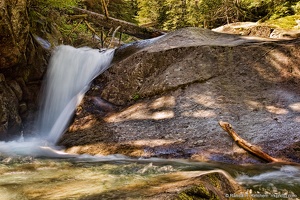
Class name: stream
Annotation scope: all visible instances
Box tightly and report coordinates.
[0,44,299,199]
[0,154,299,199]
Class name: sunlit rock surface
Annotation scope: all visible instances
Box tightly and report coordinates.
[61,27,300,164]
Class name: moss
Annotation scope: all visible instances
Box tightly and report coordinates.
[175,172,247,200]
[132,93,140,101]
[266,15,300,29]
[177,184,219,200]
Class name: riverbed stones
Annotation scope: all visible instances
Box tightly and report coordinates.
[80,170,249,200]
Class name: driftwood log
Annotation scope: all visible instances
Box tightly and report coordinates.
[219,121,279,162]
[72,7,165,39]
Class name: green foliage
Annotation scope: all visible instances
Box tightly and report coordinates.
[108,0,138,23]
[266,15,300,29]
[136,0,240,30]
[195,0,231,28]
[293,2,300,14]
[132,93,140,101]
[85,0,138,23]
[269,1,296,20]
[29,0,95,47]
[137,0,161,26]
[28,0,300,48]
[135,0,300,30]
[31,0,80,10]
[237,0,299,22]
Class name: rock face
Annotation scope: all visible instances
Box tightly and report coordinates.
[61,27,300,164]
[0,0,29,69]
[0,0,30,139]
[0,74,22,139]
[0,0,51,139]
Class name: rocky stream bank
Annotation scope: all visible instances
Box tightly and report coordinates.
[58,27,300,165]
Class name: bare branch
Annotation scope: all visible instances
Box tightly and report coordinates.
[219,121,279,162]
[72,7,165,39]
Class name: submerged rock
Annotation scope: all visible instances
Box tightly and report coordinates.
[80,170,249,200]
[61,27,300,164]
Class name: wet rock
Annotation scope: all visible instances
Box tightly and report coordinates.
[80,170,249,200]
[8,80,23,101]
[0,0,49,140]
[0,74,22,139]
[19,102,28,115]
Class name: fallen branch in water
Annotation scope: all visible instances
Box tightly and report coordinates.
[218,121,279,162]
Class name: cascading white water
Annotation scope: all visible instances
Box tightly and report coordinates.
[0,45,114,156]
[37,45,114,144]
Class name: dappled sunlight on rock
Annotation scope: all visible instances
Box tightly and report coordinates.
[73,119,96,131]
[252,48,300,82]
[292,66,300,79]
[295,117,300,123]
[104,96,175,122]
[182,110,216,118]
[129,139,184,147]
[191,93,216,107]
[150,96,176,109]
[62,28,300,164]
[244,100,264,111]
[289,102,300,112]
[253,62,281,82]
[64,139,186,157]
[68,116,97,131]
[265,105,289,115]
[268,51,291,78]
[151,111,174,120]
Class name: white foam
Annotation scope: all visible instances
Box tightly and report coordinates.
[36,45,114,144]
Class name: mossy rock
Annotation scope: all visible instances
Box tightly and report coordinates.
[176,172,250,200]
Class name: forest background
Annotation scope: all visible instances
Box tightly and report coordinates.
[30,0,300,47]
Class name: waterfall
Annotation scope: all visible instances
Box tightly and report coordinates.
[36,45,115,144]
[0,45,114,157]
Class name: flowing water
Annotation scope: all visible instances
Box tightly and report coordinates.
[0,45,300,199]
[37,45,115,144]
[0,157,299,199]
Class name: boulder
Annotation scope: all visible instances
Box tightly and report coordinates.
[213,22,300,39]
[61,27,300,164]
[212,22,273,38]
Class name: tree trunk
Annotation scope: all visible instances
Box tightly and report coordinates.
[72,7,165,39]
